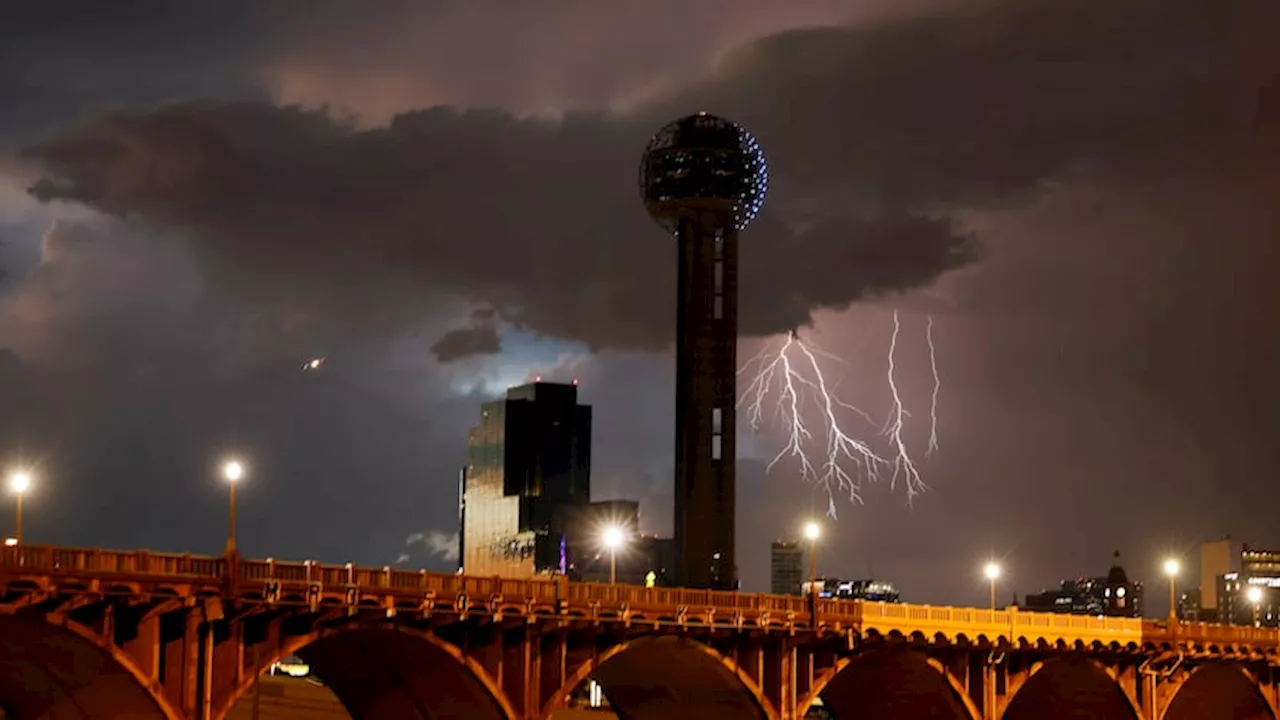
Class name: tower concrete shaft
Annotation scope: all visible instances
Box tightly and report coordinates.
[674,215,738,590]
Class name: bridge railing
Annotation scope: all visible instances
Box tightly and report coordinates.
[2,544,227,579]
[1143,620,1280,647]
[3,544,1277,650]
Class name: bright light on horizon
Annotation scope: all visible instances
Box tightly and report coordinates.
[1163,558,1180,577]
[984,562,1001,581]
[1247,586,1264,604]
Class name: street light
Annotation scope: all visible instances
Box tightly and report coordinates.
[983,562,1001,610]
[1163,558,1181,622]
[1247,585,1264,627]
[602,525,626,585]
[7,471,32,544]
[223,460,245,554]
[803,521,821,592]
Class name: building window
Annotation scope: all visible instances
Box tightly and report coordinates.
[712,408,723,434]
[713,296,723,319]
[711,435,722,460]
[713,259,723,293]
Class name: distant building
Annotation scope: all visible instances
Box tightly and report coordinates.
[770,541,804,596]
[459,381,592,578]
[802,578,901,603]
[1215,544,1280,627]
[1023,552,1143,618]
[1176,589,1201,622]
[1197,539,1280,625]
[1200,537,1243,620]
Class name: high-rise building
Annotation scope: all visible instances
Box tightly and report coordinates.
[639,113,768,590]
[460,381,592,578]
[770,541,804,596]
[1200,536,1243,619]
[1215,544,1280,627]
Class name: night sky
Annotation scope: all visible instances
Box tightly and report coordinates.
[0,0,1276,616]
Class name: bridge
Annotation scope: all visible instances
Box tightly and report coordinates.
[1,544,1277,720]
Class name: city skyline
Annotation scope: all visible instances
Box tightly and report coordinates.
[0,0,1278,617]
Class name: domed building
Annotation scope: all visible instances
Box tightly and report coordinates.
[1023,550,1145,618]
[1102,550,1144,617]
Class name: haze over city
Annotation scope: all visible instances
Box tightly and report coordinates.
[1,0,1278,616]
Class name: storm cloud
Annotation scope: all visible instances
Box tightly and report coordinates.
[21,0,1275,360]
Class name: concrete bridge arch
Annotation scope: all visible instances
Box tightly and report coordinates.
[542,635,779,720]
[1002,656,1141,720]
[1,610,517,720]
[798,649,981,720]
[0,614,183,720]
[214,624,516,720]
[1161,663,1278,720]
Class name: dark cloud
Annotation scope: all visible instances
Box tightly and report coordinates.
[431,322,502,363]
[21,0,1276,361]
[22,100,977,355]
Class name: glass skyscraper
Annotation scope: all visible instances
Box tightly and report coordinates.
[460,381,592,578]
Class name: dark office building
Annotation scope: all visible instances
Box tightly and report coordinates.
[1023,552,1144,618]
[771,541,804,596]
[460,381,592,578]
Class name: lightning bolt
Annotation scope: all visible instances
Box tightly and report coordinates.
[738,311,935,517]
[883,311,926,499]
[926,315,941,455]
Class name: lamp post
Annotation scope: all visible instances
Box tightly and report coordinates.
[223,460,244,554]
[602,526,625,585]
[7,471,31,544]
[984,562,1001,610]
[803,522,821,592]
[1247,585,1263,627]
[1163,558,1181,622]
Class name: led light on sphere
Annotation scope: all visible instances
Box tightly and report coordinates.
[603,526,625,549]
[639,112,769,233]
[8,472,31,495]
[984,562,1001,580]
[803,522,820,541]
[1247,585,1263,604]
[223,461,244,482]
[1163,558,1180,576]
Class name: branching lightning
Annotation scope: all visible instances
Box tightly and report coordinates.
[738,311,941,517]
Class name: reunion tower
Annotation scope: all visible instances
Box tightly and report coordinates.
[639,113,768,590]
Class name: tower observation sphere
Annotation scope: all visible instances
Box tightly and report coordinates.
[638,113,767,591]
[640,113,769,233]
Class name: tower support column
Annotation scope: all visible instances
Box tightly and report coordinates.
[674,214,738,590]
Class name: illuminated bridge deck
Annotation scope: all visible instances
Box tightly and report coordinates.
[3,544,1275,656]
